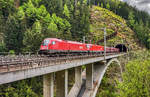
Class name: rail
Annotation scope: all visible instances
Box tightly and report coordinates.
[0,52,120,73]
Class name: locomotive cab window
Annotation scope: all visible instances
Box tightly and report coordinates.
[42,40,49,46]
[52,41,56,45]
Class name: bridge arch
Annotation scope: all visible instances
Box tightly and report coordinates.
[106,58,122,74]
[92,58,122,97]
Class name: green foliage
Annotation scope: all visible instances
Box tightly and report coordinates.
[4,15,24,52]
[16,0,72,51]
[133,20,150,48]
[0,43,6,52]
[70,0,90,41]
[52,13,71,32]
[5,86,17,97]
[100,3,103,8]
[23,21,43,51]
[41,0,63,17]
[96,0,150,49]
[0,0,16,18]
[0,0,24,52]
[96,77,118,97]
[117,60,150,97]
[9,50,15,55]
[96,62,121,97]
[128,11,135,28]
[0,77,42,97]
[106,3,110,9]
[90,6,130,45]
[0,0,90,52]
[63,4,70,18]
[96,51,150,97]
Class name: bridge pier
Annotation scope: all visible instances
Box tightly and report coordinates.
[43,73,54,97]
[67,66,82,97]
[86,64,94,90]
[56,70,68,97]
[75,66,82,86]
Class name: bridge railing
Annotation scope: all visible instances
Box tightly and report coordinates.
[0,52,121,73]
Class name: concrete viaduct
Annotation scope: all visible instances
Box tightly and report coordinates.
[0,53,125,97]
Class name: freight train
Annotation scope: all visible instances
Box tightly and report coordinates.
[39,38,119,54]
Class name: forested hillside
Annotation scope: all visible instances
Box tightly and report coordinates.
[90,6,140,50]
[90,0,150,49]
[0,0,90,52]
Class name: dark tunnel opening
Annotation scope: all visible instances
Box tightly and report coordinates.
[115,44,127,52]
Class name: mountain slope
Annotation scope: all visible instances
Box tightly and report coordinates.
[90,6,142,50]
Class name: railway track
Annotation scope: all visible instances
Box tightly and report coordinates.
[0,52,120,73]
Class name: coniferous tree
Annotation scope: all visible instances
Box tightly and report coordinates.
[63,4,70,18]
[128,11,135,29]
[4,15,24,52]
[106,3,110,9]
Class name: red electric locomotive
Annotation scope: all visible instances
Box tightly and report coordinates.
[39,38,119,54]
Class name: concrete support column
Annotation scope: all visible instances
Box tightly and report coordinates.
[86,64,94,90]
[75,66,82,86]
[56,70,68,97]
[43,73,54,97]
[67,67,82,97]
[65,70,68,97]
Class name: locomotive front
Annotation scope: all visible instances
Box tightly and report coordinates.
[39,38,60,54]
[39,38,51,54]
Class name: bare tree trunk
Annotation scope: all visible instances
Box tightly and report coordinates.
[14,0,20,8]
[75,0,77,8]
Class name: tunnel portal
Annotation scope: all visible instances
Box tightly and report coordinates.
[115,44,127,52]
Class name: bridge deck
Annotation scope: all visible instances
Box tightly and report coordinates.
[0,53,124,85]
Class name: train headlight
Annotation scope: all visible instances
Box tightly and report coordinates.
[52,41,56,45]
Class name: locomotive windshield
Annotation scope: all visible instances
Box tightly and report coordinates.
[42,39,49,46]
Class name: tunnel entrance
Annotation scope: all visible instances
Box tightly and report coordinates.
[115,44,127,52]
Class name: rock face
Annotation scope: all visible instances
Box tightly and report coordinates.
[90,6,142,50]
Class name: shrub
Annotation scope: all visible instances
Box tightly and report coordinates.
[117,60,150,97]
